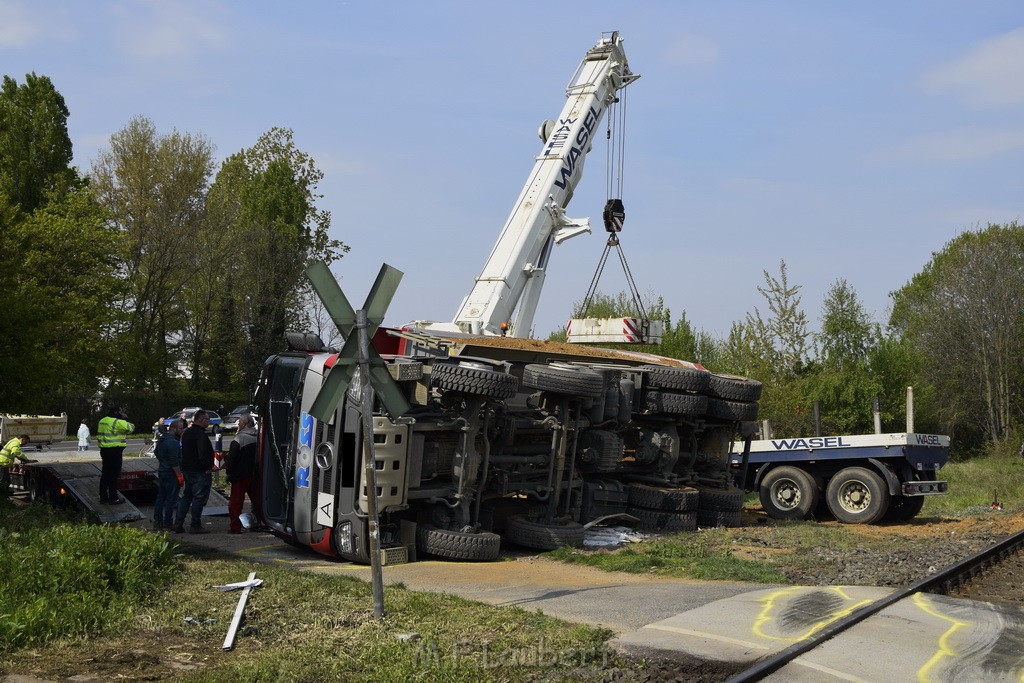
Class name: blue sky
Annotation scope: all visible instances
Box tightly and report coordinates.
[3,1,1022,340]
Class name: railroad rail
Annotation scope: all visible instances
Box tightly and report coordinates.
[727,527,1024,682]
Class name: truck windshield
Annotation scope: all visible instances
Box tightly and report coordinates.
[259,355,307,524]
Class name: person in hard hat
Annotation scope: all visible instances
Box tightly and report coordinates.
[0,434,36,497]
[96,405,134,505]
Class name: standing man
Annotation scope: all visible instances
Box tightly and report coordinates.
[0,434,35,497]
[174,409,214,534]
[225,414,258,534]
[153,418,185,531]
[97,405,133,505]
[77,419,91,452]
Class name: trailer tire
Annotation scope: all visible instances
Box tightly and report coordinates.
[884,495,926,522]
[759,466,819,520]
[706,398,759,421]
[696,485,746,512]
[697,508,742,528]
[639,365,711,393]
[416,524,501,561]
[639,390,708,416]
[706,374,763,402]
[826,467,890,524]
[625,483,699,512]
[522,363,604,398]
[431,362,518,399]
[504,515,585,550]
[627,506,697,533]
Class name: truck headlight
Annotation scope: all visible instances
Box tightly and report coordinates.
[336,521,353,554]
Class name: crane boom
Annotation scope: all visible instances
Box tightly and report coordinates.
[450,32,638,337]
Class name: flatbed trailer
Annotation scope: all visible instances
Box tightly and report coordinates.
[9,450,229,523]
[729,432,949,524]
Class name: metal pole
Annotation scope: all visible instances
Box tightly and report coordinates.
[872,396,882,435]
[357,309,386,619]
[812,401,821,437]
[906,386,914,433]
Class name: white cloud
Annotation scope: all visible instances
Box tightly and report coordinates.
[0,0,38,47]
[116,2,227,61]
[881,127,1024,163]
[663,33,720,68]
[923,27,1024,108]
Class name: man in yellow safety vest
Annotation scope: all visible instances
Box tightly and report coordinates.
[0,434,35,496]
[96,405,134,505]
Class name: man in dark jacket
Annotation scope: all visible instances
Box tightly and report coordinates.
[153,418,185,530]
[225,414,258,534]
[173,410,214,534]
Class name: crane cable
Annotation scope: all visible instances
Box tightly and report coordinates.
[579,87,647,320]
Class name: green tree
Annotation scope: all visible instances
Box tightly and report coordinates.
[889,223,1024,446]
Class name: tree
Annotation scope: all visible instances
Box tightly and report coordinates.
[90,116,215,390]
[889,223,1024,445]
[0,73,76,215]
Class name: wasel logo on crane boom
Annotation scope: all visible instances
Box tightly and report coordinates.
[543,105,603,190]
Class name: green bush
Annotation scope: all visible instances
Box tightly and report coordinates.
[0,502,181,650]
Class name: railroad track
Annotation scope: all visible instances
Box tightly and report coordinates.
[727,527,1024,682]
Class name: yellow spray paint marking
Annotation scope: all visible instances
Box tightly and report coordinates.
[912,592,969,683]
[753,586,874,642]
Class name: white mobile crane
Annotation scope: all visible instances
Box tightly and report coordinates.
[429,31,639,339]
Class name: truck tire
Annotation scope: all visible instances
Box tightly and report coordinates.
[706,374,763,402]
[706,398,759,421]
[625,483,699,512]
[522,363,604,398]
[416,524,501,561]
[825,467,890,524]
[504,515,585,550]
[697,508,742,528]
[639,390,707,416]
[627,506,697,533]
[885,495,925,522]
[759,466,819,520]
[431,362,518,399]
[639,365,710,393]
[696,485,745,512]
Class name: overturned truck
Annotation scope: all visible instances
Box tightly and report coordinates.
[253,332,761,563]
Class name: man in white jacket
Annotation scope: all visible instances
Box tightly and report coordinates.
[77,419,91,452]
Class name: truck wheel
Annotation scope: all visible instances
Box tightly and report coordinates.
[706,374,763,402]
[706,398,759,421]
[885,495,925,522]
[416,524,501,561]
[522,363,604,398]
[639,365,710,393]
[826,467,890,524]
[696,508,742,528]
[627,506,697,533]
[639,390,707,416]
[625,483,699,512]
[696,485,745,512]
[431,362,518,399]
[504,515,585,550]
[759,466,819,520]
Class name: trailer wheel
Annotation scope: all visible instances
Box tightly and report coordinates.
[696,485,745,512]
[884,495,925,522]
[706,374,763,402]
[625,483,699,512]
[431,362,519,399]
[759,466,819,520]
[627,506,697,533]
[706,398,759,421]
[826,467,890,524]
[522,363,604,398]
[504,515,585,550]
[416,524,501,561]
[639,390,708,416]
[639,365,711,393]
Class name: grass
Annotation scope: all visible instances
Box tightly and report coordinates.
[0,501,629,681]
[923,450,1024,515]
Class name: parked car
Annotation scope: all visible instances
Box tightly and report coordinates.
[161,408,222,432]
[221,405,255,432]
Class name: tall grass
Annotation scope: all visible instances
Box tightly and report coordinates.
[0,501,180,650]
[924,448,1024,515]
